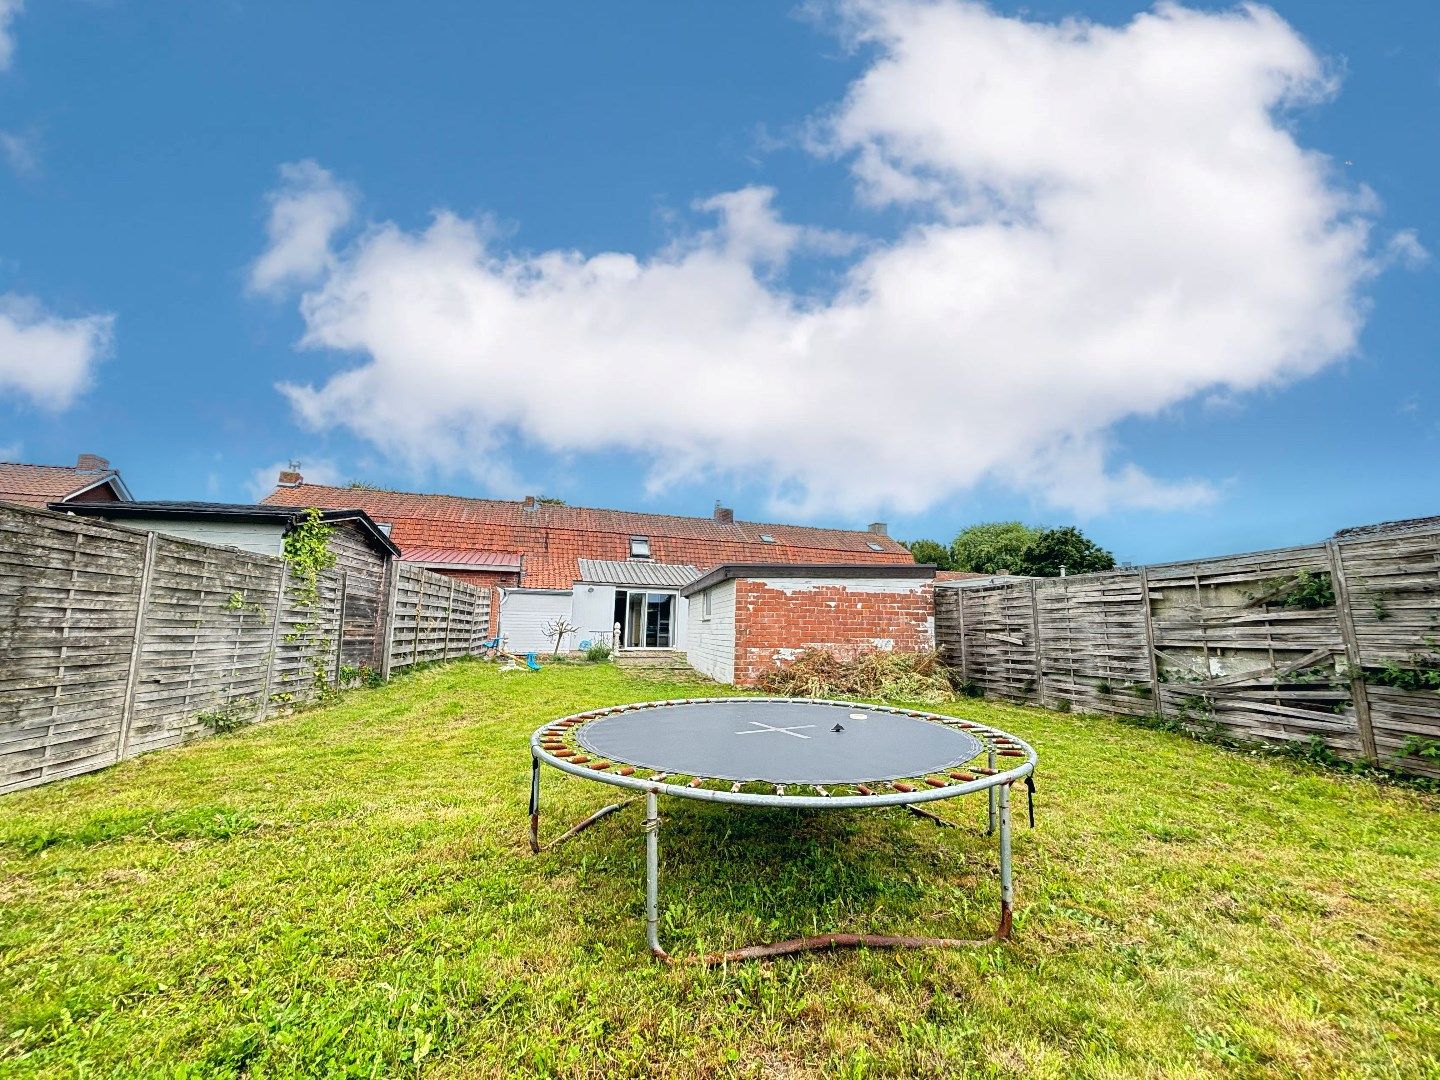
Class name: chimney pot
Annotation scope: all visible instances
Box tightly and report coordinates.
[76,453,109,472]
[714,504,734,524]
[277,470,302,487]
[868,521,888,536]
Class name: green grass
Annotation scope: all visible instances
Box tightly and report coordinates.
[1,660,1437,1078]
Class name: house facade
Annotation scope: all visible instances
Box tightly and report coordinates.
[261,472,918,654]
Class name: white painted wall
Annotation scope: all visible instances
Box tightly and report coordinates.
[499,590,576,653]
[571,583,618,646]
[112,518,285,557]
[684,579,736,682]
[571,583,689,649]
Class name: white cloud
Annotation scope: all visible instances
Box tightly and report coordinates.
[0,0,21,71]
[248,160,355,296]
[262,1,1390,516]
[0,130,36,176]
[0,294,113,409]
[246,457,345,502]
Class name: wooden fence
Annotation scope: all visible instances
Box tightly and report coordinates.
[1,503,491,794]
[936,524,1440,779]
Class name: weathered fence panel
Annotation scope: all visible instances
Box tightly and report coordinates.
[1,503,495,794]
[386,563,492,672]
[936,525,1440,779]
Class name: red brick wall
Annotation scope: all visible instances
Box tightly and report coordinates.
[731,578,935,686]
[421,567,519,637]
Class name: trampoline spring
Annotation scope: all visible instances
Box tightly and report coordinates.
[815,786,829,797]
[924,777,947,788]
[775,785,785,797]
[731,783,742,793]
[687,777,706,788]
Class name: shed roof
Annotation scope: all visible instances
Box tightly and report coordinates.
[52,501,400,558]
[577,559,701,588]
[402,546,522,570]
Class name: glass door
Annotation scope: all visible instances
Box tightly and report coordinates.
[615,590,675,648]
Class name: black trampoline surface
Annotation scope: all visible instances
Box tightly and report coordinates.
[573,699,985,785]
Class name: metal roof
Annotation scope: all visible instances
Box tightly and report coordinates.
[401,546,522,569]
[577,559,701,588]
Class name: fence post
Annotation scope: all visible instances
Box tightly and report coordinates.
[379,559,401,680]
[956,587,970,683]
[1326,539,1377,762]
[333,570,349,685]
[115,531,158,762]
[443,579,456,660]
[412,576,425,664]
[259,563,288,719]
[1138,566,1164,719]
[1028,578,1045,705]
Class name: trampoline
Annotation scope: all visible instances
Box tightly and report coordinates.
[528,697,1037,964]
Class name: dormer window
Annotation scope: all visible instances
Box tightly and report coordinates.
[629,536,651,559]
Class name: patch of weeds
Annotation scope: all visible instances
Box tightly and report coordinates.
[9,806,261,854]
[583,642,612,662]
[197,703,256,734]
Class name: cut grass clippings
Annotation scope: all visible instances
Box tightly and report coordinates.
[1,659,1437,1077]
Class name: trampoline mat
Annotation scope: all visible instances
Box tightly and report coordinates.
[574,700,984,785]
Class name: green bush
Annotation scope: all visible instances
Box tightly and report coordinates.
[584,642,612,662]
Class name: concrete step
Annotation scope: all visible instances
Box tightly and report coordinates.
[613,650,701,678]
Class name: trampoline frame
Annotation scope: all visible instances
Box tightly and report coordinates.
[528,696,1037,964]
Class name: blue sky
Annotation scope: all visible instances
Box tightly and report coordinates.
[0,1,1435,565]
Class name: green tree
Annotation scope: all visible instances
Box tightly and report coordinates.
[904,538,955,570]
[1017,526,1116,577]
[950,521,1040,574]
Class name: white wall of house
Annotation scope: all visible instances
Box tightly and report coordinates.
[572,583,688,650]
[571,583,618,646]
[684,579,736,682]
[499,590,577,653]
[106,518,285,557]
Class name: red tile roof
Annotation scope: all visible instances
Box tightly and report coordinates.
[0,459,127,508]
[400,546,523,568]
[262,482,916,589]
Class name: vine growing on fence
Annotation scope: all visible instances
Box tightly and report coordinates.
[281,508,339,704]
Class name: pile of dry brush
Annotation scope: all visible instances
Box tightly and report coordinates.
[754,649,956,704]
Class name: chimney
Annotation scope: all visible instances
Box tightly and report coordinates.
[868,521,888,536]
[277,470,302,487]
[713,503,734,524]
[522,495,540,512]
[76,453,109,472]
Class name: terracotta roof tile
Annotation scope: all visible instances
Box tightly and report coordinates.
[263,482,915,589]
[0,461,126,507]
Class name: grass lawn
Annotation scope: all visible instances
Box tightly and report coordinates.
[1,660,1438,1078]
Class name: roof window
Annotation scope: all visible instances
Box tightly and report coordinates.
[866,541,885,551]
[760,534,776,544]
[629,536,651,559]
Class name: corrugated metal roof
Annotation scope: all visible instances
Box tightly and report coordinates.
[577,559,701,588]
[402,546,522,568]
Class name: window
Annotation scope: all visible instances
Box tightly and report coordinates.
[702,590,712,620]
[629,536,651,559]
[376,522,393,537]
[759,534,776,544]
[866,541,884,551]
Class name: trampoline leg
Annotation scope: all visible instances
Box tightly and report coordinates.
[645,791,669,961]
[528,753,541,854]
[996,782,1014,940]
[986,748,997,837]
